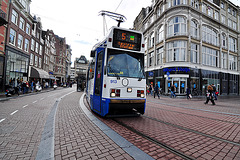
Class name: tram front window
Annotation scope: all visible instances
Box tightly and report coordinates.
[107,49,145,79]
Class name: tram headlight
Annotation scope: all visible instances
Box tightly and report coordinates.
[127,88,132,92]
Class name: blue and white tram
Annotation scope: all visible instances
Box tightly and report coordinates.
[86,26,146,116]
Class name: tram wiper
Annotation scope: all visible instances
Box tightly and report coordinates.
[107,64,120,80]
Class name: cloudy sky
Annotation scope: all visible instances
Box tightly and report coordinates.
[30,0,152,64]
[30,0,239,64]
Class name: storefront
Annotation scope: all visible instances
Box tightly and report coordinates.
[5,47,29,86]
[146,67,239,96]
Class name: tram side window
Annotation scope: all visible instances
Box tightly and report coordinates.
[89,62,95,79]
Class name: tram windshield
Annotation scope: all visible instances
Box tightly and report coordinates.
[107,49,145,79]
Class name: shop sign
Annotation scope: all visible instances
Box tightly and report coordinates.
[149,72,154,77]
[163,67,190,73]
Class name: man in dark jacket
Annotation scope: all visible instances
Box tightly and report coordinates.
[154,83,160,99]
[205,84,215,105]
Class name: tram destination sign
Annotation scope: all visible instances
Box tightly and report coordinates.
[113,29,141,51]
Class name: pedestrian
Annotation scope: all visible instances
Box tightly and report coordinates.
[154,83,160,99]
[212,84,218,100]
[31,80,35,92]
[170,84,176,98]
[186,86,191,99]
[205,84,215,105]
[22,81,26,94]
[149,85,153,96]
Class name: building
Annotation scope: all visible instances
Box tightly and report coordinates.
[134,0,240,95]
[29,16,49,83]
[54,35,66,83]
[4,0,32,86]
[0,0,9,91]
[65,44,72,82]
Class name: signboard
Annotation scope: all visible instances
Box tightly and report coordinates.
[113,29,141,51]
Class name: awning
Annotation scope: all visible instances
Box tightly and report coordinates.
[30,67,49,79]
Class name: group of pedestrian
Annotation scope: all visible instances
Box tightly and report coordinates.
[146,83,161,99]
[147,82,218,106]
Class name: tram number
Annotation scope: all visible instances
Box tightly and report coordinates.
[110,80,117,84]
[122,33,126,40]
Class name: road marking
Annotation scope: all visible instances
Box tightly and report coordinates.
[40,98,44,100]
[0,118,6,123]
[10,110,18,115]
[22,104,28,108]
[33,100,37,103]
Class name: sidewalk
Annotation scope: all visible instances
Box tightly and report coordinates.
[0,87,62,101]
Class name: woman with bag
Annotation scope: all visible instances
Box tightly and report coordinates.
[204,85,215,105]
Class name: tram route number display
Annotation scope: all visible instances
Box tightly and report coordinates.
[113,29,141,51]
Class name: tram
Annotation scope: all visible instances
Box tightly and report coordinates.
[86,26,146,116]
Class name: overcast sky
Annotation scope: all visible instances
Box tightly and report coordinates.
[30,0,239,64]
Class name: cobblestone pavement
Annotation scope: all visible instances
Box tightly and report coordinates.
[54,91,134,160]
[90,95,240,160]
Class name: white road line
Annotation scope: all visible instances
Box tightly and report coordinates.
[22,104,28,108]
[33,100,37,103]
[40,98,44,100]
[0,118,6,123]
[10,110,18,115]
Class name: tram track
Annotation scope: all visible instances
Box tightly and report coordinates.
[113,118,195,160]
[142,115,240,146]
[149,104,240,125]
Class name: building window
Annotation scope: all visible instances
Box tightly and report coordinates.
[190,43,198,63]
[148,32,154,48]
[167,16,186,37]
[207,6,213,17]
[39,45,42,55]
[156,47,163,65]
[39,57,42,68]
[148,52,154,67]
[17,34,23,49]
[31,39,35,51]
[26,23,30,35]
[157,25,164,43]
[229,55,237,71]
[202,46,218,67]
[24,39,29,52]
[232,22,236,30]
[35,42,39,53]
[191,0,199,9]
[11,9,18,25]
[202,25,219,46]
[166,41,186,62]
[35,56,38,67]
[229,36,237,52]
[221,52,227,69]
[222,33,227,49]
[30,53,33,65]
[9,28,16,45]
[228,19,232,28]
[214,11,219,20]
[221,15,226,24]
[190,20,198,39]
[19,17,25,31]
[220,2,225,9]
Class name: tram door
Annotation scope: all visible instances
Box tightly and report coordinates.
[93,49,104,113]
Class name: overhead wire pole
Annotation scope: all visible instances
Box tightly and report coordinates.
[99,10,127,36]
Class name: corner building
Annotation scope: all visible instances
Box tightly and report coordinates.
[134,0,240,95]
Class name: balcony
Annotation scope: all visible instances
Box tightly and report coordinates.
[0,9,8,26]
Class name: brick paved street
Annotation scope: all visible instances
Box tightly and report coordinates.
[0,87,240,160]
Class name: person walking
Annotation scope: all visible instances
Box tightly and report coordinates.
[149,84,153,96]
[154,83,160,99]
[205,84,215,105]
[212,84,218,100]
[186,86,191,99]
[170,84,176,98]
